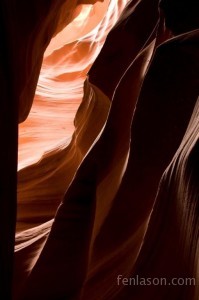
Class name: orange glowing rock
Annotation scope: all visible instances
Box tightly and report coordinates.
[0,0,198,299]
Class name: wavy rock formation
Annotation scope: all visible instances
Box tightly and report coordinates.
[0,0,198,299]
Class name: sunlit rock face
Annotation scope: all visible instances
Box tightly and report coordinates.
[17,0,128,233]
[0,0,198,299]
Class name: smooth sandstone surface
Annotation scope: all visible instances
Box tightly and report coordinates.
[0,0,198,299]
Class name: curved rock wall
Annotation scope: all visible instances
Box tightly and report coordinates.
[0,0,198,299]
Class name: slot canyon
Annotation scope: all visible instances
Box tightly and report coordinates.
[0,0,198,299]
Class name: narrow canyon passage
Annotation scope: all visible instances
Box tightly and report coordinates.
[0,0,198,299]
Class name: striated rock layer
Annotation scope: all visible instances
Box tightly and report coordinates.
[0,0,198,299]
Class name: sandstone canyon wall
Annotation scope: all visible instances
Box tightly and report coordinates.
[0,0,198,299]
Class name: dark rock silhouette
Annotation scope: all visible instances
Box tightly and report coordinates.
[0,0,198,299]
